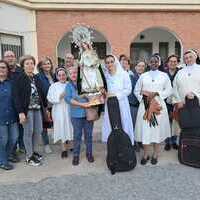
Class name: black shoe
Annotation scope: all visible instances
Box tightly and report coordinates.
[164,143,171,151]
[172,143,178,150]
[0,163,14,170]
[86,154,94,163]
[61,151,68,159]
[72,156,79,166]
[8,155,20,163]
[141,156,150,165]
[134,144,140,152]
[26,156,41,166]
[33,152,43,161]
[18,148,26,154]
[138,142,143,149]
[151,157,158,165]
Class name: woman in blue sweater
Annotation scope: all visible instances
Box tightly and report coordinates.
[0,60,18,170]
[65,67,94,166]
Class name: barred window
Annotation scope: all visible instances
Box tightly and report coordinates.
[0,34,23,61]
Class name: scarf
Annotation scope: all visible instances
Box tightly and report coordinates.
[143,92,162,127]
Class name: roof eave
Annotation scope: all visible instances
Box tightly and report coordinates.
[2,0,200,11]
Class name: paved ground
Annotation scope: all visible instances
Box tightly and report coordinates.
[1,143,200,200]
[1,118,200,200]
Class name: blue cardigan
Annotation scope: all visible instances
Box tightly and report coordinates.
[128,73,140,107]
[0,79,18,125]
[36,72,53,97]
[65,82,87,118]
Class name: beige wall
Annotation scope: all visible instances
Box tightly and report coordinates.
[0,2,38,59]
[3,0,200,10]
[5,0,200,4]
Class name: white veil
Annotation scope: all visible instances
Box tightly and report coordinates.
[113,55,124,73]
[104,55,125,78]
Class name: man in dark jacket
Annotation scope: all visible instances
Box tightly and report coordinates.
[164,54,180,151]
[122,59,146,127]
[3,51,23,79]
[3,51,24,160]
[121,59,146,151]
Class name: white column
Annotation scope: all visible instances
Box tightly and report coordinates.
[153,40,159,54]
[22,10,38,61]
[168,40,175,56]
[0,35,2,59]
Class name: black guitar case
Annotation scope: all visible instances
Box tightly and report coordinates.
[178,96,200,168]
[106,96,137,175]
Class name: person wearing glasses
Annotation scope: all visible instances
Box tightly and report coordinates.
[3,51,24,161]
[164,55,181,151]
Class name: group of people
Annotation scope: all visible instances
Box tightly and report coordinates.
[0,47,200,171]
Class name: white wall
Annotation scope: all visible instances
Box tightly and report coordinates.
[0,2,37,59]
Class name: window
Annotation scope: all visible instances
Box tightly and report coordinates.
[175,41,181,58]
[159,42,169,62]
[58,57,65,67]
[130,43,152,66]
[0,34,23,61]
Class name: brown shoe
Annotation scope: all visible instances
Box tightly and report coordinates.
[65,140,74,151]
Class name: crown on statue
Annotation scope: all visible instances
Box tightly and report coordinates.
[71,24,94,50]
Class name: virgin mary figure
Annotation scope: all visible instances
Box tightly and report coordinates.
[72,25,106,105]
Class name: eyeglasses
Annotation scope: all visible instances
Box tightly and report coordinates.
[4,55,15,58]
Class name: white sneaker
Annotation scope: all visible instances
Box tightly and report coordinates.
[44,145,52,154]
[26,156,41,167]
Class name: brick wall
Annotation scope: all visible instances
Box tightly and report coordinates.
[36,10,200,64]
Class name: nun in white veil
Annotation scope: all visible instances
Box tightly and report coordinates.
[102,55,134,144]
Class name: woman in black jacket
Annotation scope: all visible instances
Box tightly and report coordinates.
[13,55,46,166]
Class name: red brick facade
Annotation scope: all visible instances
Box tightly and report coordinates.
[36,10,200,64]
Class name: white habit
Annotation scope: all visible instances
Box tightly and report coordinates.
[172,63,200,104]
[102,69,134,144]
[47,82,73,143]
[134,70,172,144]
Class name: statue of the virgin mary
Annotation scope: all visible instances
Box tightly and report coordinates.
[72,25,107,105]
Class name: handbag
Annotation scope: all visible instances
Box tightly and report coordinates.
[39,93,53,124]
[41,105,53,123]
[86,106,99,121]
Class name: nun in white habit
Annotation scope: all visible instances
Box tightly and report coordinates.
[173,49,200,106]
[134,55,172,165]
[47,68,73,158]
[102,55,134,144]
